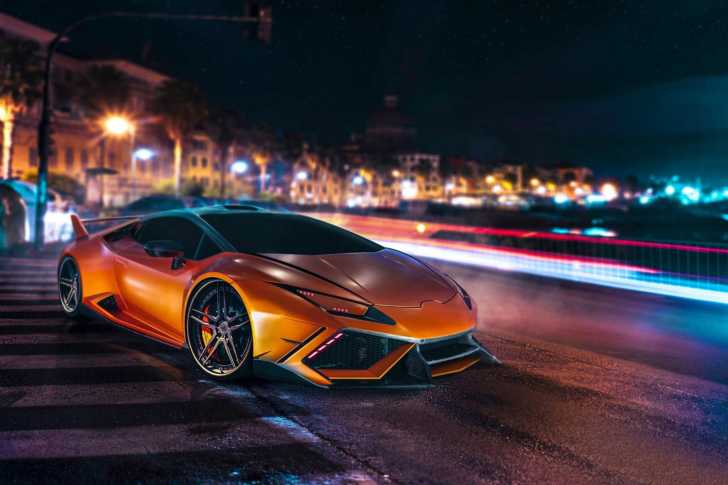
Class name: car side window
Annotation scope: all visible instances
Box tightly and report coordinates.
[195,234,222,260]
[136,217,204,260]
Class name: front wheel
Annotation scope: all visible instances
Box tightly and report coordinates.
[186,279,253,380]
[58,256,82,318]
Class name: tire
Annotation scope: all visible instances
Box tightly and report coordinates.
[186,279,253,380]
[58,255,82,318]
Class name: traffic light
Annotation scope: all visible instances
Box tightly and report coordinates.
[243,2,272,44]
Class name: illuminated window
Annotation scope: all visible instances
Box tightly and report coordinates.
[80,149,89,168]
[65,147,74,171]
[29,147,37,167]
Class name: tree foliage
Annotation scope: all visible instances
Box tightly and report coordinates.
[0,33,43,112]
[21,169,85,204]
[151,80,208,141]
[75,64,130,120]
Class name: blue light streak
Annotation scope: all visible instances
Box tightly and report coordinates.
[376,239,728,306]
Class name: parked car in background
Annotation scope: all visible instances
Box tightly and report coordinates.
[496,194,530,211]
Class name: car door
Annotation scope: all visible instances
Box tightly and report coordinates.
[114,216,205,338]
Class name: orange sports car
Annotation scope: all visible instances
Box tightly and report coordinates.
[58,206,499,388]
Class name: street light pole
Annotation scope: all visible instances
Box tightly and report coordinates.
[33,9,271,250]
[129,125,136,201]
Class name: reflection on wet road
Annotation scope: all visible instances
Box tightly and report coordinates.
[1,254,727,484]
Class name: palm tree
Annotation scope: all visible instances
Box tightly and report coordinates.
[77,64,130,120]
[0,33,43,179]
[208,105,246,197]
[75,64,131,170]
[246,122,276,193]
[151,80,208,196]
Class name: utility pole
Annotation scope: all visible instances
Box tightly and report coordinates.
[34,5,271,250]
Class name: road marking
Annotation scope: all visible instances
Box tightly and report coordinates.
[0,353,159,370]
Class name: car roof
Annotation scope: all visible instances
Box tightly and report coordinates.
[138,204,279,221]
[136,206,309,253]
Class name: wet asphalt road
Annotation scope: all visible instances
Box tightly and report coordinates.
[1,253,727,484]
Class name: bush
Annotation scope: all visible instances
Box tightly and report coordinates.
[155,178,204,197]
[21,170,86,204]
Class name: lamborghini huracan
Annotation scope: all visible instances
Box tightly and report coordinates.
[58,206,499,388]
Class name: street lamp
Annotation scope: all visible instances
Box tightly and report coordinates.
[132,148,155,200]
[230,160,249,174]
[105,116,130,136]
[33,7,272,250]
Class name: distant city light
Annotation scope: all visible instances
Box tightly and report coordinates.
[530,178,540,186]
[133,148,154,160]
[585,194,606,204]
[401,180,417,199]
[665,185,675,195]
[353,175,365,185]
[601,183,618,201]
[639,195,650,204]
[536,186,547,195]
[416,224,426,234]
[682,186,694,195]
[296,171,308,180]
[583,228,616,237]
[493,185,503,193]
[392,170,400,177]
[554,194,569,204]
[486,176,495,184]
[445,182,455,191]
[230,160,249,174]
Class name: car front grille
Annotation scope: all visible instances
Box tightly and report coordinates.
[304,330,406,370]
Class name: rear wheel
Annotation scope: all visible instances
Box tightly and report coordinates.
[58,256,82,318]
[186,279,252,380]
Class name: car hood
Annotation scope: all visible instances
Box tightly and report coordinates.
[260,249,456,307]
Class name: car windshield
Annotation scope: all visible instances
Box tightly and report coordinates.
[200,213,383,255]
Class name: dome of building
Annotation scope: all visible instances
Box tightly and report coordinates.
[365,95,415,150]
[367,95,415,131]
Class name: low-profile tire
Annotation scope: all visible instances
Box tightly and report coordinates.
[58,255,82,318]
[186,279,253,380]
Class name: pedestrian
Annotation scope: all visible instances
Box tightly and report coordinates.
[0,185,27,254]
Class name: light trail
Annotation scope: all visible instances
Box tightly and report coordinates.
[376,238,728,305]
[304,213,728,305]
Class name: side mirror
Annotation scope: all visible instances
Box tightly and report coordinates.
[144,240,186,269]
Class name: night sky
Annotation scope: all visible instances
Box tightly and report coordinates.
[4,0,728,182]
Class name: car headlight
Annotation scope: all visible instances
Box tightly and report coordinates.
[445,274,472,310]
[273,284,396,325]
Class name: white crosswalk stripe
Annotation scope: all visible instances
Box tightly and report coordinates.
[0,254,354,483]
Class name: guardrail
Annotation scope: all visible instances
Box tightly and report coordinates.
[311,213,728,305]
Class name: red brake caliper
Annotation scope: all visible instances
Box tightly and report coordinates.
[201,305,213,347]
